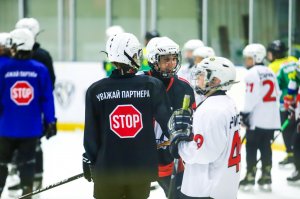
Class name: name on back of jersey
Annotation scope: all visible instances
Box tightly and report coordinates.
[259,72,274,80]
[229,114,240,130]
[5,70,38,78]
[96,89,150,101]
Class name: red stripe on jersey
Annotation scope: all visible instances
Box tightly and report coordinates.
[166,77,174,92]
[158,162,174,177]
[178,77,191,85]
[192,102,197,110]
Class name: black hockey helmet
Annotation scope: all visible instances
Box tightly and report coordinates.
[267,40,288,60]
[145,30,160,41]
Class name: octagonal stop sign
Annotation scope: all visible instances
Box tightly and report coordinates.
[109,104,143,138]
[11,81,34,105]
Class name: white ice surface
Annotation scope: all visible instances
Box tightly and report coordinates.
[1,131,300,199]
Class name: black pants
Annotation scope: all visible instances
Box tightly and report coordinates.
[280,111,296,153]
[245,128,274,170]
[158,172,183,199]
[35,140,43,177]
[0,137,37,189]
[293,132,300,171]
[94,181,151,199]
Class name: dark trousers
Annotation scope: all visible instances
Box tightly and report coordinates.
[0,137,37,189]
[281,111,296,153]
[293,133,300,170]
[35,140,43,177]
[158,172,183,199]
[94,181,151,199]
[245,128,274,170]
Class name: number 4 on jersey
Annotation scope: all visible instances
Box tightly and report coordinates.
[228,130,241,173]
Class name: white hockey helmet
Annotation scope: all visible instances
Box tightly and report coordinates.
[243,43,266,64]
[193,46,215,58]
[146,36,181,77]
[16,18,40,37]
[192,57,237,94]
[183,39,204,51]
[10,28,34,51]
[106,25,124,39]
[0,32,11,48]
[106,32,142,70]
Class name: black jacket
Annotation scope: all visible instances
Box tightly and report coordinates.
[145,70,196,166]
[84,69,172,183]
[32,42,56,89]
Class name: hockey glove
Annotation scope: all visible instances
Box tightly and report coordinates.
[168,108,192,132]
[44,120,57,139]
[240,112,250,129]
[169,129,194,159]
[82,153,93,182]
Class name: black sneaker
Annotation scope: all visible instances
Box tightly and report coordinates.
[240,168,256,191]
[257,175,272,185]
[240,174,255,186]
[279,153,294,165]
[287,170,300,182]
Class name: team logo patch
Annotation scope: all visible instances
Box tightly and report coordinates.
[109,104,143,138]
[10,81,34,105]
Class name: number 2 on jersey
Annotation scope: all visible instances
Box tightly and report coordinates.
[263,80,276,102]
[228,130,241,173]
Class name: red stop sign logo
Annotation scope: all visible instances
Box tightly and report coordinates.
[11,81,34,105]
[109,104,143,138]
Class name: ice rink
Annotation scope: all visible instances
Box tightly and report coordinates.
[1,131,300,199]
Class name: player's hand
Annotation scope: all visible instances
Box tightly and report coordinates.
[169,129,194,159]
[44,120,57,139]
[82,153,93,182]
[168,108,192,132]
[240,112,250,129]
[284,95,294,110]
[287,105,295,121]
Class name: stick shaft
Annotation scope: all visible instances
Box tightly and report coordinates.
[18,173,84,199]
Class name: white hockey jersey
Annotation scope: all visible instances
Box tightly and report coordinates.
[177,63,193,83]
[178,94,241,199]
[243,65,281,130]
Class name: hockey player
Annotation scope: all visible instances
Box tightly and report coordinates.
[140,30,160,71]
[0,28,56,198]
[103,25,125,76]
[16,18,56,87]
[145,36,196,198]
[8,18,57,191]
[82,32,172,199]
[192,46,216,104]
[0,32,11,64]
[240,44,281,190]
[168,56,241,199]
[267,40,298,165]
[177,39,204,83]
[192,46,215,65]
[281,59,300,182]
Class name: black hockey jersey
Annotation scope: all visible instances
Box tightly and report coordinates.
[84,70,172,183]
[145,70,196,176]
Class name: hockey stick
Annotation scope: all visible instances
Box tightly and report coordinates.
[168,95,190,199]
[18,173,84,199]
[255,118,290,165]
